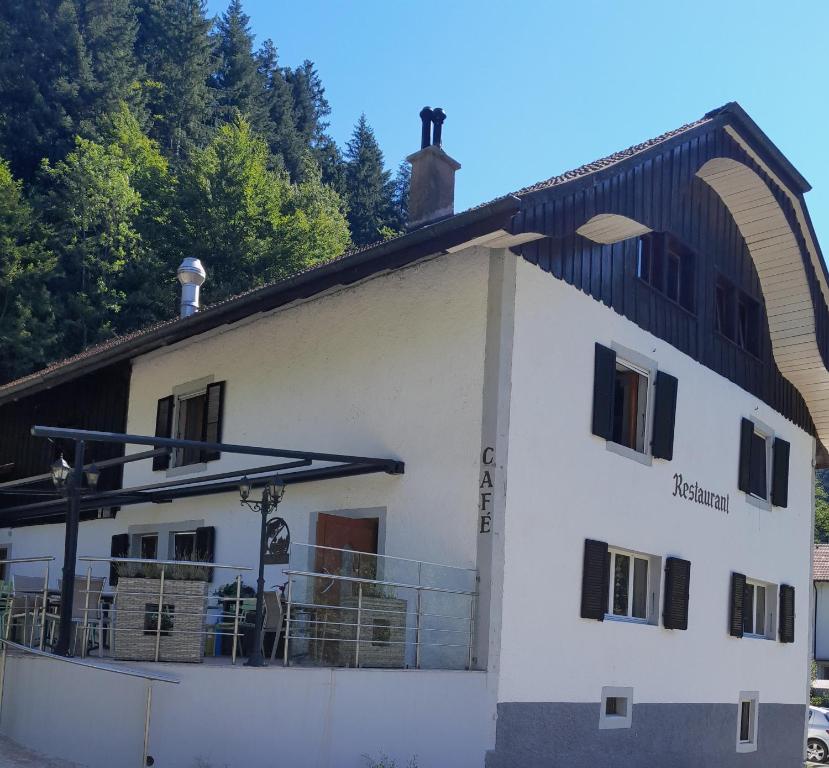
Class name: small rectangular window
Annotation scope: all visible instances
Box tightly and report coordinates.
[612,361,649,453]
[715,276,736,339]
[637,234,695,312]
[742,578,775,640]
[608,548,651,622]
[599,686,633,730]
[736,692,759,752]
[140,534,158,560]
[737,293,760,357]
[174,392,207,467]
[173,531,197,561]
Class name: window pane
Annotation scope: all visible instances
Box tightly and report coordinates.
[743,583,755,634]
[141,535,158,560]
[612,364,648,453]
[176,393,207,466]
[632,558,648,619]
[755,586,765,636]
[739,701,751,742]
[174,532,196,561]
[636,238,651,283]
[750,432,768,499]
[612,554,630,616]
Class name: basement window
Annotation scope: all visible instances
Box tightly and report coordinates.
[736,692,759,752]
[599,686,633,730]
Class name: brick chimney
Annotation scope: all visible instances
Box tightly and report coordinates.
[406,107,461,229]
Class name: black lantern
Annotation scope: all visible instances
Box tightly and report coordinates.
[239,476,252,501]
[50,455,71,489]
[84,463,101,491]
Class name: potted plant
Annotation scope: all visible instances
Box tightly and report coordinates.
[112,557,212,663]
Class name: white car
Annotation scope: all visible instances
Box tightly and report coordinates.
[809,706,829,763]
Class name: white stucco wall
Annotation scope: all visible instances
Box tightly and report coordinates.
[498,257,814,706]
[0,250,492,589]
[2,654,494,768]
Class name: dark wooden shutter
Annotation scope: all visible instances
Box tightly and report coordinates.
[153,395,174,471]
[729,571,746,638]
[779,584,795,643]
[110,533,130,586]
[663,557,691,630]
[591,344,616,441]
[201,382,226,462]
[737,418,754,494]
[771,437,790,508]
[196,525,216,580]
[651,371,679,460]
[580,539,609,620]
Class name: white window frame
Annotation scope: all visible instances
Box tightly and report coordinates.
[599,686,633,730]
[139,533,159,560]
[172,530,198,561]
[743,578,777,641]
[606,343,657,467]
[128,520,204,561]
[605,546,661,626]
[744,416,774,512]
[736,691,759,753]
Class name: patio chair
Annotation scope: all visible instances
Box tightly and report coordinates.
[10,575,46,646]
[51,576,106,657]
[262,591,284,662]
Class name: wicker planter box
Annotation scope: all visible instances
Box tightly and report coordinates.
[335,595,407,669]
[113,577,208,663]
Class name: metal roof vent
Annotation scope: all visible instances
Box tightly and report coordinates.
[177,258,207,318]
[406,106,461,230]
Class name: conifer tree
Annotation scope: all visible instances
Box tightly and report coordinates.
[0,0,93,179]
[286,60,331,147]
[135,0,215,158]
[257,39,304,179]
[212,0,268,135]
[0,160,56,381]
[344,114,396,245]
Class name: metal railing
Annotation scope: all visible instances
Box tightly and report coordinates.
[0,557,55,651]
[283,543,477,670]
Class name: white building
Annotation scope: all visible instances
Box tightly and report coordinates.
[0,102,822,767]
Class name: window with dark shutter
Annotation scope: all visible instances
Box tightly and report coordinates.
[592,345,616,441]
[581,539,609,620]
[779,584,795,643]
[153,396,174,471]
[729,572,746,638]
[110,533,130,586]
[651,371,678,460]
[663,557,691,630]
[749,432,767,499]
[201,382,225,462]
[771,438,790,508]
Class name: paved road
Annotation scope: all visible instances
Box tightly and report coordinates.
[0,737,83,768]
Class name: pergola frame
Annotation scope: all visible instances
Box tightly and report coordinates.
[1,425,404,657]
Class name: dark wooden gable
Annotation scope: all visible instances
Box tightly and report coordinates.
[0,362,130,522]
[514,121,821,436]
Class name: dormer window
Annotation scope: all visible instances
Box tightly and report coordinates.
[637,233,695,313]
[715,273,761,358]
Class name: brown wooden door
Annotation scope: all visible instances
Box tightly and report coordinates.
[315,514,379,598]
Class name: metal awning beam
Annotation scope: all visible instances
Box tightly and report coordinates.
[0,448,169,491]
[30,426,404,472]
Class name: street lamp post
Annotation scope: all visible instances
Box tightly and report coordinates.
[51,443,100,656]
[239,475,285,667]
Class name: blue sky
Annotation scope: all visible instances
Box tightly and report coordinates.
[207,0,829,251]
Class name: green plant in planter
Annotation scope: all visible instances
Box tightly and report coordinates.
[116,552,212,582]
[214,581,256,598]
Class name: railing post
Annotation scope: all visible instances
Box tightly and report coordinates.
[467,592,476,671]
[154,565,166,663]
[39,561,49,651]
[142,682,153,768]
[231,574,241,665]
[0,579,14,719]
[415,589,422,670]
[81,566,92,658]
[283,576,292,667]
[354,582,363,668]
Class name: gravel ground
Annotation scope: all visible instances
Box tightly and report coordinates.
[0,737,84,768]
